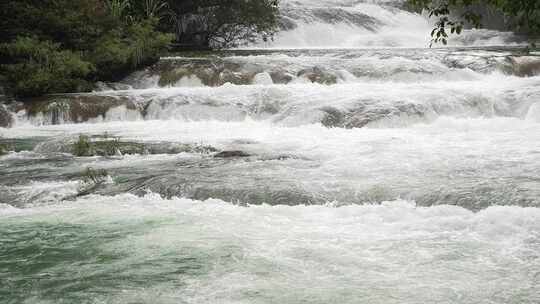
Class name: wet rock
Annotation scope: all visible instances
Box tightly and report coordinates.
[93,140,147,156]
[94,81,132,91]
[218,70,252,86]
[158,68,193,87]
[23,95,143,124]
[35,135,218,157]
[146,143,218,155]
[320,107,345,127]
[509,56,540,77]
[214,151,251,158]
[270,71,294,84]
[297,67,337,85]
[319,102,429,129]
[259,154,300,161]
[0,104,14,128]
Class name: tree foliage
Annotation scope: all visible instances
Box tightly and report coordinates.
[163,0,280,48]
[0,37,94,97]
[0,0,281,97]
[408,0,540,46]
[0,0,172,97]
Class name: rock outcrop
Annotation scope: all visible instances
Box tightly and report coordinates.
[0,104,14,128]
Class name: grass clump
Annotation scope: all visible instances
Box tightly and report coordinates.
[73,135,94,157]
[82,167,109,185]
[76,167,110,197]
[72,133,146,157]
[100,137,122,156]
[0,143,10,155]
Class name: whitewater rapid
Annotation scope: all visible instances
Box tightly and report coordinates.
[1,0,539,303]
[2,193,539,303]
[261,0,522,48]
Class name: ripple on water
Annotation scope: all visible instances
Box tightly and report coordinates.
[0,194,539,303]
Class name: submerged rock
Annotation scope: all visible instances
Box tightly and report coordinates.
[297,67,337,85]
[214,151,251,158]
[320,107,346,127]
[509,56,540,77]
[270,70,294,84]
[34,135,218,157]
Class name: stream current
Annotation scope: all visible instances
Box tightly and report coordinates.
[1,1,540,303]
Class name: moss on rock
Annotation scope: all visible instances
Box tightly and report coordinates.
[23,94,141,124]
[0,143,9,155]
[158,68,193,87]
[71,134,218,157]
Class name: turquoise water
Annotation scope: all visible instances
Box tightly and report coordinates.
[2,0,540,302]
[1,195,539,303]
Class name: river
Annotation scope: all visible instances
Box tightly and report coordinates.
[1,1,540,303]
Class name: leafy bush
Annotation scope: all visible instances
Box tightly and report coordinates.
[73,135,94,157]
[0,0,280,97]
[408,0,540,46]
[90,18,173,81]
[0,1,172,98]
[163,0,280,48]
[0,37,94,97]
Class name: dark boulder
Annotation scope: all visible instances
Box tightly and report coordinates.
[214,151,251,158]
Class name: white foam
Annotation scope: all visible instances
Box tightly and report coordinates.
[255,0,523,49]
[6,181,81,206]
[253,72,274,85]
[526,103,540,122]
[174,75,204,87]
[1,193,538,302]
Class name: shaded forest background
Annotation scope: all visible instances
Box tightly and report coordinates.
[0,0,279,97]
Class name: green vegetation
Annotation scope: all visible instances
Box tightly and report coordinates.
[0,0,172,97]
[164,0,280,48]
[73,135,94,157]
[408,0,540,46]
[0,143,10,156]
[72,134,146,157]
[0,37,94,97]
[77,167,110,197]
[0,0,280,98]
[72,133,218,157]
[81,167,109,185]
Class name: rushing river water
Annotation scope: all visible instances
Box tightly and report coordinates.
[1,1,540,303]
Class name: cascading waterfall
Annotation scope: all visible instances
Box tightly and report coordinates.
[1,1,539,303]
